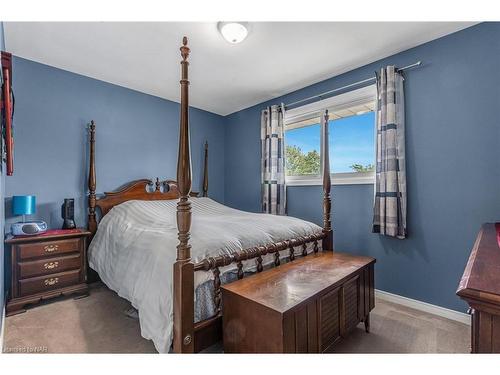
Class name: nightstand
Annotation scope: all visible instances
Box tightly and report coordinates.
[5,229,91,316]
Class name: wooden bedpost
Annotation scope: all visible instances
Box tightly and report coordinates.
[203,141,208,197]
[322,110,333,251]
[88,120,97,237]
[173,37,195,353]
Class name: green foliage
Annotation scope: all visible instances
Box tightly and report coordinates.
[285,145,374,175]
[285,145,320,175]
[349,163,375,172]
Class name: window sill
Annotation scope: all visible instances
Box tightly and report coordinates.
[286,172,375,186]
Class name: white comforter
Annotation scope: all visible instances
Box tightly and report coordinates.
[88,198,322,353]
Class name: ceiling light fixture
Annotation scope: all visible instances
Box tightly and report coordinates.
[217,22,249,44]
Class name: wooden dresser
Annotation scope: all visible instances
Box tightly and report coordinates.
[5,230,90,316]
[222,252,375,353]
[457,223,500,353]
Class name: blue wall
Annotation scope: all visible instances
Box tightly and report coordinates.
[5,57,226,231]
[0,20,5,332]
[225,23,500,312]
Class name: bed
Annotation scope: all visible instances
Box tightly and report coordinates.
[86,37,333,353]
[88,198,323,352]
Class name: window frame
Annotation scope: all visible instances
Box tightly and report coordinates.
[284,85,377,186]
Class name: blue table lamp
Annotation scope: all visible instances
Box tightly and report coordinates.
[12,195,36,222]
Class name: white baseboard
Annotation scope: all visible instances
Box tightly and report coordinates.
[375,289,471,326]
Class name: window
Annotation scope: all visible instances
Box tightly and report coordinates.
[285,119,321,177]
[284,85,376,185]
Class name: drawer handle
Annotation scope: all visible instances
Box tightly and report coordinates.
[44,244,59,253]
[44,277,59,286]
[44,261,59,270]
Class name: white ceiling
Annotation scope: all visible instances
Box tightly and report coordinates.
[4,22,475,115]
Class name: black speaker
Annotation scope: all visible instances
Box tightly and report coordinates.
[61,198,76,229]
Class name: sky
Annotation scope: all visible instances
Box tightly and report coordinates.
[285,111,375,173]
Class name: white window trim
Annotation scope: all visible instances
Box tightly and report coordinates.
[286,172,375,186]
[284,85,376,186]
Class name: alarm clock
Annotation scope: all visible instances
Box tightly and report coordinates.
[11,221,48,236]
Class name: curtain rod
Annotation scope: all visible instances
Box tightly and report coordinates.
[284,61,422,109]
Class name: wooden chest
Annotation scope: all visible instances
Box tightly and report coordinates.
[6,230,91,316]
[457,223,500,353]
[222,252,375,353]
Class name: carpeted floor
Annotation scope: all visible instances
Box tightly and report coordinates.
[2,283,470,353]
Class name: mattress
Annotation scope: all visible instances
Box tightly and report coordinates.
[88,197,323,353]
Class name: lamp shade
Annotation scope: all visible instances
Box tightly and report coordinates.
[12,195,36,216]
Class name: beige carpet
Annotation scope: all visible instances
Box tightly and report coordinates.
[331,298,470,353]
[2,283,469,353]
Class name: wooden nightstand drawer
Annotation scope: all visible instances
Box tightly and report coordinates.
[19,269,81,297]
[18,238,81,260]
[18,253,82,278]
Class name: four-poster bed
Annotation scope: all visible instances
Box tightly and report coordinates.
[86,37,373,353]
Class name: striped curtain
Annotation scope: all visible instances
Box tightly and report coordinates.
[261,104,286,215]
[372,66,407,239]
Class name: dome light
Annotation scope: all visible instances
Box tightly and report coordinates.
[218,22,249,44]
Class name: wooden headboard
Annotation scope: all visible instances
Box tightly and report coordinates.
[86,120,208,237]
[96,179,199,217]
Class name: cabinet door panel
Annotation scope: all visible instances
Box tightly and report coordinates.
[344,275,361,334]
[319,286,341,351]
